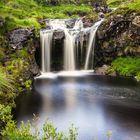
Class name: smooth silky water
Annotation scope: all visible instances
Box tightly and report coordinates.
[14,74,140,140]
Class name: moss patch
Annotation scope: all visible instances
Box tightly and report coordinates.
[107,0,140,12]
[111,57,140,81]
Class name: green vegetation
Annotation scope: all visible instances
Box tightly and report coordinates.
[0,69,16,138]
[5,59,29,79]
[110,57,140,81]
[0,69,14,93]
[0,68,16,107]
[106,0,140,81]
[2,120,78,140]
[107,0,140,11]
[0,0,95,32]
[0,66,77,139]
[126,0,140,11]
[0,104,13,138]
[0,1,94,137]
[107,0,128,7]
[35,0,106,5]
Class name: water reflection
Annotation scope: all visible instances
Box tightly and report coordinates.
[15,75,140,140]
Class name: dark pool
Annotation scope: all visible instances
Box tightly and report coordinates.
[15,74,140,140]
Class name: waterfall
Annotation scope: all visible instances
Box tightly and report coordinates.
[84,19,104,70]
[40,30,53,72]
[40,18,103,73]
[64,19,83,71]
[64,29,75,70]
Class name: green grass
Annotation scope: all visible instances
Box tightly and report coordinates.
[0,0,94,32]
[107,0,128,7]
[107,0,140,11]
[111,57,140,80]
[0,68,16,107]
[0,68,15,93]
[126,0,140,11]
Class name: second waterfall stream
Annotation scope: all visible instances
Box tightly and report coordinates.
[40,18,104,73]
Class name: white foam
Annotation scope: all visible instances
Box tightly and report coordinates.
[35,70,94,79]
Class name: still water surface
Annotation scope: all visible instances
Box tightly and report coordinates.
[15,74,140,140]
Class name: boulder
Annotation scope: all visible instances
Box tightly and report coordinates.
[95,65,109,75]
[95,65,116,76]
[8,28,34,49]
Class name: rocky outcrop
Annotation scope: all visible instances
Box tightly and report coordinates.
[95,10,140,66]
[53,30,65,40]
[8,28,34,49]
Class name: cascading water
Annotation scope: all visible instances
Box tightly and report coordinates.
[64,19,83,71]
[40,30,53,72]
[40,18,104,73]
[64,29,75,70]
[84,19,104,70]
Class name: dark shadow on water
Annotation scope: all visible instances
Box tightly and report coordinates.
[13,90,43,123]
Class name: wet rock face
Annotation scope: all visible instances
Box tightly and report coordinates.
[8,28,34,49]
[53,30,65,40]
[65,19,77,28]
[95,12,140,66]
[82,18,94,27]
